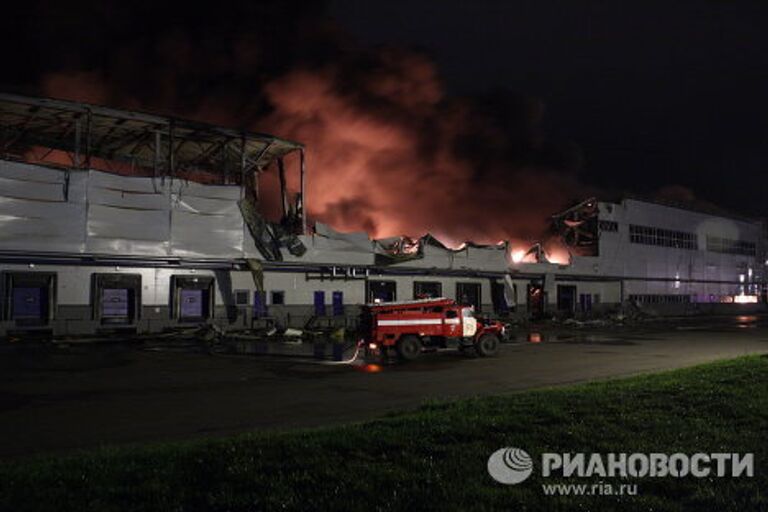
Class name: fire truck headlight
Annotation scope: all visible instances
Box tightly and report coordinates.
[368,342,378,351]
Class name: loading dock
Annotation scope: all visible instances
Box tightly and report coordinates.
[456,282,481,311]
[92,273,141,326]
[2,272,56,327]
[172,276,214,322]
[368,280,396,303]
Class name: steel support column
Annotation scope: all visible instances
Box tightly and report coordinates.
[300,148,307,234]
[278,157,288,219]
[167,120,175,177]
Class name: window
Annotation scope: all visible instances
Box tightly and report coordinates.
[706,236,756,256]
[172,275,214,321]
[367,280,396,303]
[3,272,56,326]
[92,273,141,325]
[598,220,618,232]
[629,224,697,250]
[456,282,481,311]
[628,294,692,304]
[413,281,442,299]
[270,291,285,305]
[234,290,250,306]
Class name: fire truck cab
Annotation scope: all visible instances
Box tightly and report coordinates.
[360,297,505,361]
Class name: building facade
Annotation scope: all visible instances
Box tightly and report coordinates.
[0,94,765,339]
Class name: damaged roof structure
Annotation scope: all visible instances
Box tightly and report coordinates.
[0,93,517,272]
[0,92,302,176]
[0,93,764,341]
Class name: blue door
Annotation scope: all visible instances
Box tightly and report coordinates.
[314,291,326,317]
[579,293,592,313]
[332,291,344,316]
[253,291,267,318]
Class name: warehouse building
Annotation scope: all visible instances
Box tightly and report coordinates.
[530,196,766,317]
[0,94,764,338]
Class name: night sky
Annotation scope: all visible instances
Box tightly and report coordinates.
[2,0,767,235]
[330,0,768,215]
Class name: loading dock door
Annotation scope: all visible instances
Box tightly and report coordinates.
[180,289,205,318]
[4,272,55,326]
[457,282,482,312]
[527,283,544,319]
[414,281,442,299]
[102,289,129,321]
[367,280,396,303]
[12,287,47,320]
[93,274,141,325]
[491,281,511,314]
[172,276,214,322]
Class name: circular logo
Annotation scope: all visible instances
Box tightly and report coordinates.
[487,447,534,484]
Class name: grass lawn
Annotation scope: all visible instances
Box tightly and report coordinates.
[1,355,767,512]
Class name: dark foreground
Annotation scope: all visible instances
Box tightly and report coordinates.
[1,356,766,512]
[1,317,768,458]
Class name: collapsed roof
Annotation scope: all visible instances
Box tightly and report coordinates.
[0,93,520,271]
[0,93,303,181]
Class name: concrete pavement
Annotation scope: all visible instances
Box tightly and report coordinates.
[1,319,767,458]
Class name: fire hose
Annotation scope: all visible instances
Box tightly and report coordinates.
[318,340,365,365]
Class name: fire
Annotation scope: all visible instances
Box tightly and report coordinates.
[356,363,383,374]
[509,239,571,266]
[528,332,542,343]
[545,246,571,265]
[258,57,587,244]
[39,46,589,246]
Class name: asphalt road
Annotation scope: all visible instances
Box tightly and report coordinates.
[2,316,768,458]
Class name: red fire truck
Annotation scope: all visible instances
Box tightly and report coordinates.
[360,297,505,361]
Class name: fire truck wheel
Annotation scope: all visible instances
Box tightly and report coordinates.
[396,335,422,361]
[475,334,499,357]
